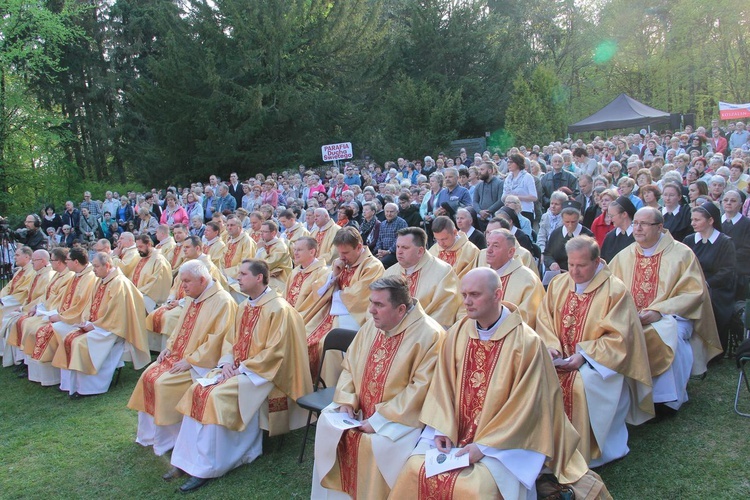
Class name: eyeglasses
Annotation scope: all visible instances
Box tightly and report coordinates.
[632,221,661,228]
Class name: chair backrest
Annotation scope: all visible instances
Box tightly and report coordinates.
[316,328,358,389]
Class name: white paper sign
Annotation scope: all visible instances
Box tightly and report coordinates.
[542,269,561,286]
[321,142,353,162]
[424,448,469,478]
[325,412,362,430]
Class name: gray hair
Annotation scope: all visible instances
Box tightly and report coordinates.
[93,252,113,267]
[487,228,516,247]
[709,175,726,187]
[550,191,569,204]
[179,259,211,281]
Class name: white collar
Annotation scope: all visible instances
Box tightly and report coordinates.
[204,236,219,246]
[641,233,664,257]
[509,226,517,235]
[615,225,633,237]
[194,280,216,303]
[575,262,605,294]
[562,224,582,238]
[662,205,681,216]
[475,305,510,341]
[464,226,475,237]
[492,258,513,275]
[247,286,271,306]
[722,212,742,224]
[694,229,720,244]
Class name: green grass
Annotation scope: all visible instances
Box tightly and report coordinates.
[0,360,748,499]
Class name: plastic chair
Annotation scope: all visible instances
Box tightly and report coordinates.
[297,328,357,462]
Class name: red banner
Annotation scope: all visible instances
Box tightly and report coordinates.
[719,102,750,120]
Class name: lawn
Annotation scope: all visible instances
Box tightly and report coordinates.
[0,359,748,499]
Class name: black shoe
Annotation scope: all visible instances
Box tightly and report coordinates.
[162,467,185,482]
[12,364,25,373]
[69,392,81,400]
[17,369,28,379]
[179,476,210,493]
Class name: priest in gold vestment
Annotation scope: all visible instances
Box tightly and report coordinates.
[536,236,653,467]
[310,209,341,265]
[428,216,480,279]
[129,259,236,456]
[383,227,462,328]
[131,235,173,310]
[278,208,309,262]
[0,247,35,348]
[483,229,544,329]
[304,227,383,385]
[285,237,329,318]
[167,260,312,492]
[203,222,226,269]
[221,215,256,280]
[2,249,53,368]
[312,276,445,500]
[146,236,226,351]
[167,223,189,274]
[154,224,176,263]
[610,208,722,411]
[477,217,537,274]
[391,269,610,500]
[112,232,141,279]
[255,220,292,295]
[52,252,150,397]
[22,248,95,386]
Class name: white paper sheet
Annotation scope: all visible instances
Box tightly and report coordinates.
[325,412,362,430]
[196,375,221,387]
[424,447,469,478]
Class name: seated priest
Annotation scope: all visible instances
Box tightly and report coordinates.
[167,260,312,492]
[312,276,445,499]
[285,237,329,318]
[131,234,173,312]
[428,216,480,279]
[305,227,383,385]
[255,220,292,295]
[610,207,722,411]
[128,259,236,456]
[0,246,35,349]
[16,248,74,382]
[221,214,256,280]
[383,227,463,328]
[51,252,150,397]
[477,218,537,275]
[310,208,341,265]
[154,224,176,264]
[21,248,96,386]
[203,221,226,269]
[482,229,544,329]
[535,236,653,466]
[2,249,53,370]
[112,231,141,279]
[390,268,610,499]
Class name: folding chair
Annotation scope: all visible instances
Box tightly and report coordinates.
[297,328,357,462]
[734,338,750,417]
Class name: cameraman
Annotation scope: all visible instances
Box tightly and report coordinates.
[11,215,48,251]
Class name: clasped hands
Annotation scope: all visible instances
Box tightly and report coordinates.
[547,348,584,372]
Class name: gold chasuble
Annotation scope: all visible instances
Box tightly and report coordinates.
[19,269,74,356]
[52,268,150,373]
[384,252,462,328]
[146,255,227,337]
[248,228,262,244]
[4,265,53,350]
[317,302,445,499]
[113,245,141,280]
[488,258,545,329]
[285,259,329,318]
[176,288,312,436]
[310,220,341,265]
[535,266,653,463]
[169,242,185,274]
[282,223,309,261]
[304,248,384,383]
[391,305,596,499]
[221,232,256,280]
[609,230,722,376]
[428,232,480,279]
[25,265,97,363]
[131,252,173,305]
[204,237,226,270]
[155,237,176,264]
[478,244,537,275]
[0,262,34,304]
[128,283,236,425]
[256,238,292,296]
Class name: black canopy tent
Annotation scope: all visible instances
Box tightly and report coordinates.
[568,93,670,133]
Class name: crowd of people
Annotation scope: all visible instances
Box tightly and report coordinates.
[0,119,746,497]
